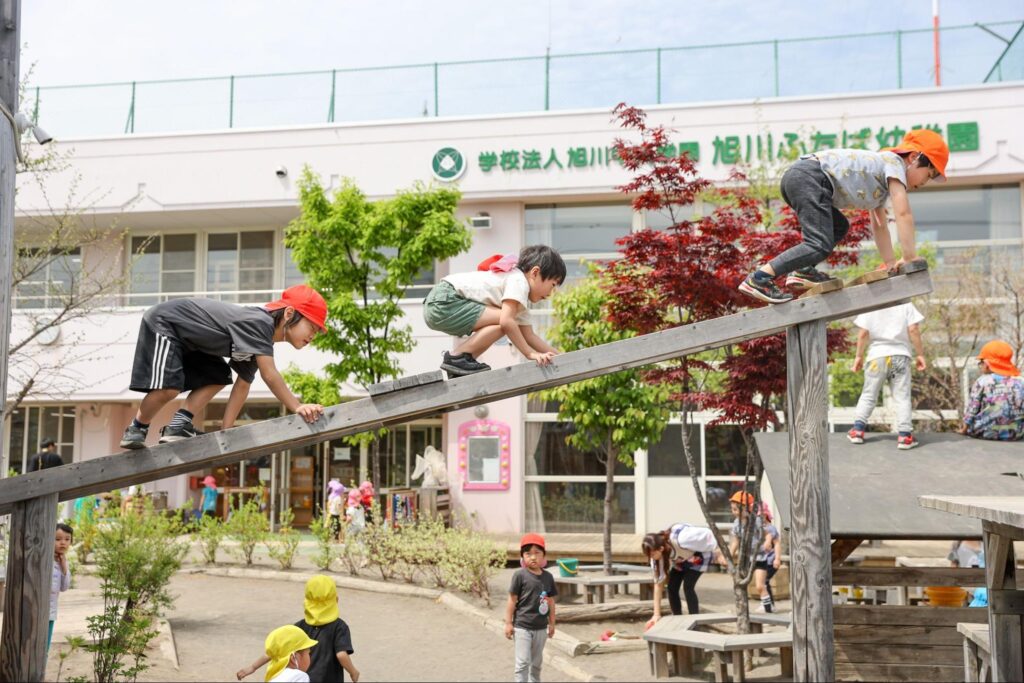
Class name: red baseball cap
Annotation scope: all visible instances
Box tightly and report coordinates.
[265,285,327,331]
[520,533,546,552]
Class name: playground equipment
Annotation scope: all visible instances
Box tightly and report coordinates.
[0,268,932,681]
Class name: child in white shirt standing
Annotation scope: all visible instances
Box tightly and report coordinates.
[847,302,927,449]
[49,523,73,655]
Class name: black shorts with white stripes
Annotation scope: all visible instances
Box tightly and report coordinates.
[128,316,233,393]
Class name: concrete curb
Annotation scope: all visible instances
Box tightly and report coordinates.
[185,566,444,599]
[155,618,179,670]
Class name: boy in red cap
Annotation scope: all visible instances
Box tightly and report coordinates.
[505,533,556,682]
[739,129,949,304]
[120,284,328,449]
[959,340,1024,441]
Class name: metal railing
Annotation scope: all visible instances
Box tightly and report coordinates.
[27,21,1023,139]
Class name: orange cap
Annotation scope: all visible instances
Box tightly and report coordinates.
[978,340,1020,377]
[519,533,546,552]
[730,491,756,509]
[882,129,949,182]
[265,285,327,331]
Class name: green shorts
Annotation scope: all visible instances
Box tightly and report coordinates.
[423,281,485,338]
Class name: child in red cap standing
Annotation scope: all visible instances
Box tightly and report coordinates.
[120,284,328,449]
[739,129,949,304]
[505,533,557,683]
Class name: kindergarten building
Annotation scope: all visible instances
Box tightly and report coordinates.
[7,80,1024,533]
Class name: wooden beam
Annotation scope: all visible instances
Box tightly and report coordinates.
[0,493,57,683]
[0,271,933,514]
[983,522,1023,683]
[831,566,988,587]
[786,320,834,682]
[831,538,863,565]
[368,371,444,396]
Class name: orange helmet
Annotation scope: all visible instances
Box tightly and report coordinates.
[730,491,756,509]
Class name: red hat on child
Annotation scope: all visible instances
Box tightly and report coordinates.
[265,285,327,331]
[520,533,546,551]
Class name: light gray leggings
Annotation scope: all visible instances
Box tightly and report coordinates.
[855,355,913,433]
[513,627,547,682]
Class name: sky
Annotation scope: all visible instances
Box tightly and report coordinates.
[18,1,1024,137]
[23,0,1022,85]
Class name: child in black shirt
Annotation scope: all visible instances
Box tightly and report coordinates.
[504,533,557,683]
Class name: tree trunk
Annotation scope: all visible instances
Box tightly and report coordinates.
[603,441,615,577]
[371,437,381,494]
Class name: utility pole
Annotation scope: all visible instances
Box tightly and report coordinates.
[0,0,20,468]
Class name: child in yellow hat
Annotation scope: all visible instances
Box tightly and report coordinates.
[237,576,360,682]
[264,625,317,682]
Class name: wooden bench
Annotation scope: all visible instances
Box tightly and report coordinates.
[959,622,992,683]
[574,563,651,597]
[553,574,654,604]
[643,613,793,682]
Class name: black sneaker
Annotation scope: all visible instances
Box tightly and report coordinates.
[738,272,794,304]
[441,351,491,377]
[158,423,204,444]
[119,423,149,450]
[785,267,837,290]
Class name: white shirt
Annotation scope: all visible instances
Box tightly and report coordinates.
[853,303,924,363]
[668,523,718,558]
[442,269,532,325]
[50,559,71,620]
[270,668,309,682]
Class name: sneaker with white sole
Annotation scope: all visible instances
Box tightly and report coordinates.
[159,423,204,444]
[897,434,919,450]
[441,351,491,377]
[119,423,149,450]
[785,267,837,290]
[738,272,794,304]
[847,428,865,444]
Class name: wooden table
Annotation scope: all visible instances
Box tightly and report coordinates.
[959,622,992,683]
[553,574,655,604]
[919,495,1024,682]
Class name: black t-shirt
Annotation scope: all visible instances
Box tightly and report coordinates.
[509,568,558,630]
[146,298,275,383]
[28,451,64,472]
[294,619,354,683]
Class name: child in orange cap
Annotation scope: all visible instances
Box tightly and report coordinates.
[505,533,557,682]
[960,341,1024,441]
[120,284,328,450]
[727,491,775,612]
[739,129,948,304]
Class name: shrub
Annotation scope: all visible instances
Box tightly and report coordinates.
[310,513,336,570]
[265,509,301,571]
[336,521,365,576]
[225,489,269,566]
[414,515,449,588]
[361,505,399,581]
[195,513,226,565]
[86,501,188,683]
[440,527,505,606]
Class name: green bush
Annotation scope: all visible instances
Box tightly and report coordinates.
[361,504,399,581]
[310,514,336,570]
[225,489,269,566]
[440,526,505,606]
[336,520,365,576]
[195,513,226,565]
[265,509,301,570]
[415,515,449,588]
[86,501,188,683]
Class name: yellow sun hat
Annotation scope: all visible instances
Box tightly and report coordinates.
[304,575,339,627]
[264,625,317,682]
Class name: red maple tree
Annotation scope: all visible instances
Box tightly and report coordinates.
[602,103,870,626]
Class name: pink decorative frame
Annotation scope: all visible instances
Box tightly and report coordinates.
[457,418,511,490]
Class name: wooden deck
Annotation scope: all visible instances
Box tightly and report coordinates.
[489,532,647,563]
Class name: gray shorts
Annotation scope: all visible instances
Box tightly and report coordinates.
[423,281,485,337]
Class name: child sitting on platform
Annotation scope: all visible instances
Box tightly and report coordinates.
[120,285,328,450]
[739,129,948,304]
[423,245,565,376]
[959,340,1024,441]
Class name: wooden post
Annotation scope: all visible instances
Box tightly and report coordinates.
[983,521,1023,682]
[0,493,57,682]
[786,321,834,681]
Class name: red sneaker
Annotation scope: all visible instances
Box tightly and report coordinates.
[846,428,865,444]
[897,434,919,450]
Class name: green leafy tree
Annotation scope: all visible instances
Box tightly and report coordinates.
[285,169,472,487]
[540,267,671,574]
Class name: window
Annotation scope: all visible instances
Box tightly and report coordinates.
[647,423,701,476]
[525,202,634,289]
[525,422,632,477]
[6,405,75,474]
[284,247,306,288]
[207,231,275,302]
[524,482,636,533]
[381,423,443,488]
[912,186,1021,243]
[129,234,197,305]
[14,248,81,309]
[704,425,749,477]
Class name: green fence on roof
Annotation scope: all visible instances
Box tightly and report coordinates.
[27,20,1024,139]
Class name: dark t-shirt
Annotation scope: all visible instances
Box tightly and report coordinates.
[509,568,557,630]
[294,618,354,683]
[146,298,275,383]
[28,451,64,472]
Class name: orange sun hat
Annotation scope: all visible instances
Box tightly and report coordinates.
[265,284,327,331]
[882,128,949,182]
[730,491,756,509]
[978,340,1020,377]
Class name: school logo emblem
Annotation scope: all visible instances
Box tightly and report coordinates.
[432,147,466,181]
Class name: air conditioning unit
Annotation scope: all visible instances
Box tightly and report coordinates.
[470,212,492,230]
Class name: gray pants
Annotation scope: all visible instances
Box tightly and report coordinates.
[855,355,913,433]
[769,158,850,276]
[513,627,547,682]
